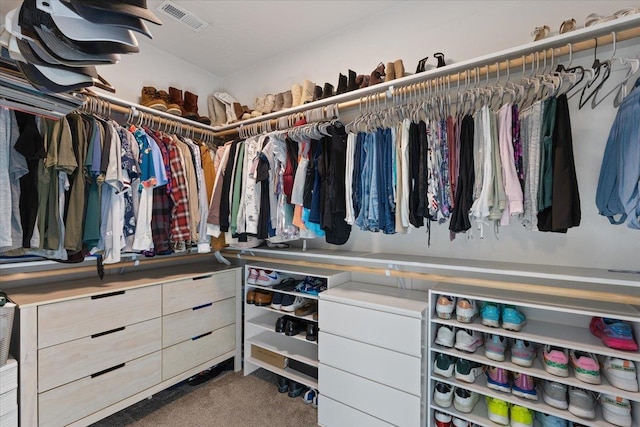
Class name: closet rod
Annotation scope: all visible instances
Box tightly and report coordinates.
[213,15,640,140]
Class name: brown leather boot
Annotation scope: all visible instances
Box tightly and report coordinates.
[162,89,182,116]
[369,62,385,86]
[140,86,166,111]
[184,91,211,125]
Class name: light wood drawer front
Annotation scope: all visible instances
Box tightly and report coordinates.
[0,406,17,427]
[38,286,161,349]
[163,271,236,315]
[0,388,16,416]
[318,332,422,396]
[39,351,161,427]
[163,297,235,347]
[320,364,420,427]
[38,318,161,392]
[162,323,235,380]
[319,395,394,427]
[320,300,422,357]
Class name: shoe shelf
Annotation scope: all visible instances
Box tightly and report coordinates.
[244,262,351,289]
[245,356,318,390]
[249,313,318,346]
[428,283,640,427]
[247,332,318,367]
[249,284,320,301]
[249,303,318,323]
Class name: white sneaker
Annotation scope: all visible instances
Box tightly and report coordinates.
[454,329,484,353]
[436,295,456,319]
[280,296,306,312]
[568,387,596,420]
[454,359,484,383]
[456,298,478,323]
[600,394,632,427]
[452,417,472,427]
[603,357,638,392]
[255,270,284,286]
[453,387,480,413]
[433,382,454,407]
[435,325,455,348]
[247,268,260,285]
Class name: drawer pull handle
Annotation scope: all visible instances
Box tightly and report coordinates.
[91,327,125,338]
[91,363,125,378]
[192,303,213,310]
[192,275,213,281]
[192,331,212,341]
[91,291,125,300]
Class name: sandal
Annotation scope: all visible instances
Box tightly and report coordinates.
[531,25,550,41]
[559,18,577,34]
[614,7,640,18]
[585,13,617,27]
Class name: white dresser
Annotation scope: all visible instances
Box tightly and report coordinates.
[0,356,18,427]
[318,282,429,427]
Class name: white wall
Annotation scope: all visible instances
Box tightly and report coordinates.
[224,1,640,271]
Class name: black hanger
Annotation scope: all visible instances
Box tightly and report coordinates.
[579,38,611,109]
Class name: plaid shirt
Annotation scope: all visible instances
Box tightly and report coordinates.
[166,137,191,243]
[151,186,172,254]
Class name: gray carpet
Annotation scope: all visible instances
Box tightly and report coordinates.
[91,369,318,427]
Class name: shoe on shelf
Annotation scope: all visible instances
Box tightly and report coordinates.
[510,339,535,367]
[302,388,317,405]
[454,329,484,353]
[541,380,568,410]
[306,323,317,341]
[255,270,284,286]
[455,358,483,383]
[535,412,568,427]
[456,298,478,323]
[569,350,601,384]
[512,372,538,400]
[481,301,501,327]
[284,319,306,336]
[281,296,308,313]
[452,417,472,427]
[433,353,456,378]
[510,405,534,427]
[433,381,454,407]
[295,276,327,295]
[247,268,260,284]
[486,396,509,426]
[590,317,638,351]
[435,325,455,348]
[436,294,456,319]
[453,387,480,413]
[568,387,596,420]
[486,366,511,393]
[485,334,507,362]
[277,375,288,393]
[603,357,638,392]
[287,380,305,398]
[435,411,453,427]
[275,315,288,333]
[600,394,632,427]
[253,290,273,306]
[246,290,255,305]
[270,292,284,310]
[541,345,569,377]
[294,300,317,317]
[501,305,526,331]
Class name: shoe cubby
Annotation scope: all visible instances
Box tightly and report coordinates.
[243,262,349,392]
[428,283,640,427]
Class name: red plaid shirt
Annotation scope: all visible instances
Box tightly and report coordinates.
[165,137,191,243]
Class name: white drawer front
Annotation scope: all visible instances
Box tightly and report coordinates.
[39,351,161,427]
[38,318,161,392]
[320,300,422,356]
[163,297,235,347]
[0,388,16,416]
[320,364,420,427]
[319,395,393,427]
[163,271,236,315]
[318,332,422,396]
[38,286,161,348]
[0,405,17,427]
[162,323,235,380]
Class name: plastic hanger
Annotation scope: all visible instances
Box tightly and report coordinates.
[592,32,640,108]
[578,36,612,109]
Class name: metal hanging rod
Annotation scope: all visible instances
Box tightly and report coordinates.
[212,14,640,140]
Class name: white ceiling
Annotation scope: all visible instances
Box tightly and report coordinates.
[0,0,400,78]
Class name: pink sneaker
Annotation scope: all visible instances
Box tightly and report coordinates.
[570,350,601,385]
[542,346,569,377]
[590,317,638,351]
[247,268,259,284]
[486,366,510,393]
[512,372,538,400]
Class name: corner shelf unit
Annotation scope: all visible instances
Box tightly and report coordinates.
[427,283,640,427]
[243,262,350,391]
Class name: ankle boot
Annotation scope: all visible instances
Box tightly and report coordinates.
[336,73,347,95]
[347,70,358,92]
[140,86,166,111]
[301,80,315,104]
[369,62,385,86]
[282,90,293,109]
[208,94,226,126]
[263,94,276,113]
[254,96,265,113]
[233,102,244,122]
[394,59,405,79]
[165,88,182,116]
[291,83,302,107]
[274,93,284,111]
[321,83,334,99]
[312,85,322,102]
[359,75,370,89]
[184,91,211,124]
[170,87,188,116]
[385,62,395,82]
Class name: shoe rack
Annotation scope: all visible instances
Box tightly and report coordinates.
[243,262,350,392]
[427,283,640,427]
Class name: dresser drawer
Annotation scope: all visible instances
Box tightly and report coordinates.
[38,351,161,427]
[320,300,422,356]
[162,323,235,380]
[320,364,420,427]
[38,286,161,348]
[163,297,235,348]
[38,318,161,392]
[163,271,236,315]
[0,405,17,427]
[0,388,16,417]
[319,395,393,427]
[318,331,422,396]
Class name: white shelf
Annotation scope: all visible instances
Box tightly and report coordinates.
[431,345,640,402]
[245,356,318,390]
[248,332,318,367]
[431,395,494,427]
[248,313,318,346]
[249,303,318,323]
[431,316,640,363]
[247,283,320,301]
[246,262,350,288]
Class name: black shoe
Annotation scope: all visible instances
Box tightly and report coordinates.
[434,52,446,68]
[287,380,305,398]
[313,85,322,101]
[336,73,347,94]
[306,323,318,342]
[321,83,334,99]
[347,69,358,92]
[275,316,287,333]
[284,319,305,336]
[187,358,234,386]
[278,375,289,393]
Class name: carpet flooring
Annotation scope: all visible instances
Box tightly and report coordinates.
[91,368,318,427]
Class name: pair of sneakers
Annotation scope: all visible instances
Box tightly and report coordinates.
[247,269,285,286]
[434,411,476,427]
[435,295,478,323]
[302,388,318,408]
[486,397,533,427]
[434,326,484,353]
[433,355,484,383]
[542,382,597,420]
[484,334,535,367]
[481,302,527,332]
[485,366,538,400]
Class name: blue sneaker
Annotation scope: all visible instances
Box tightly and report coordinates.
[536,412,568,427]
[502,305,526,332]
[481,301,501,328]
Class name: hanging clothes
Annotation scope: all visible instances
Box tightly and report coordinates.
[449,115,475,233]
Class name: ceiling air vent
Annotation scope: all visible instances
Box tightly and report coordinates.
[157,0,209,32]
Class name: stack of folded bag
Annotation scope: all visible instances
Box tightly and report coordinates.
[0,0,162,93]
